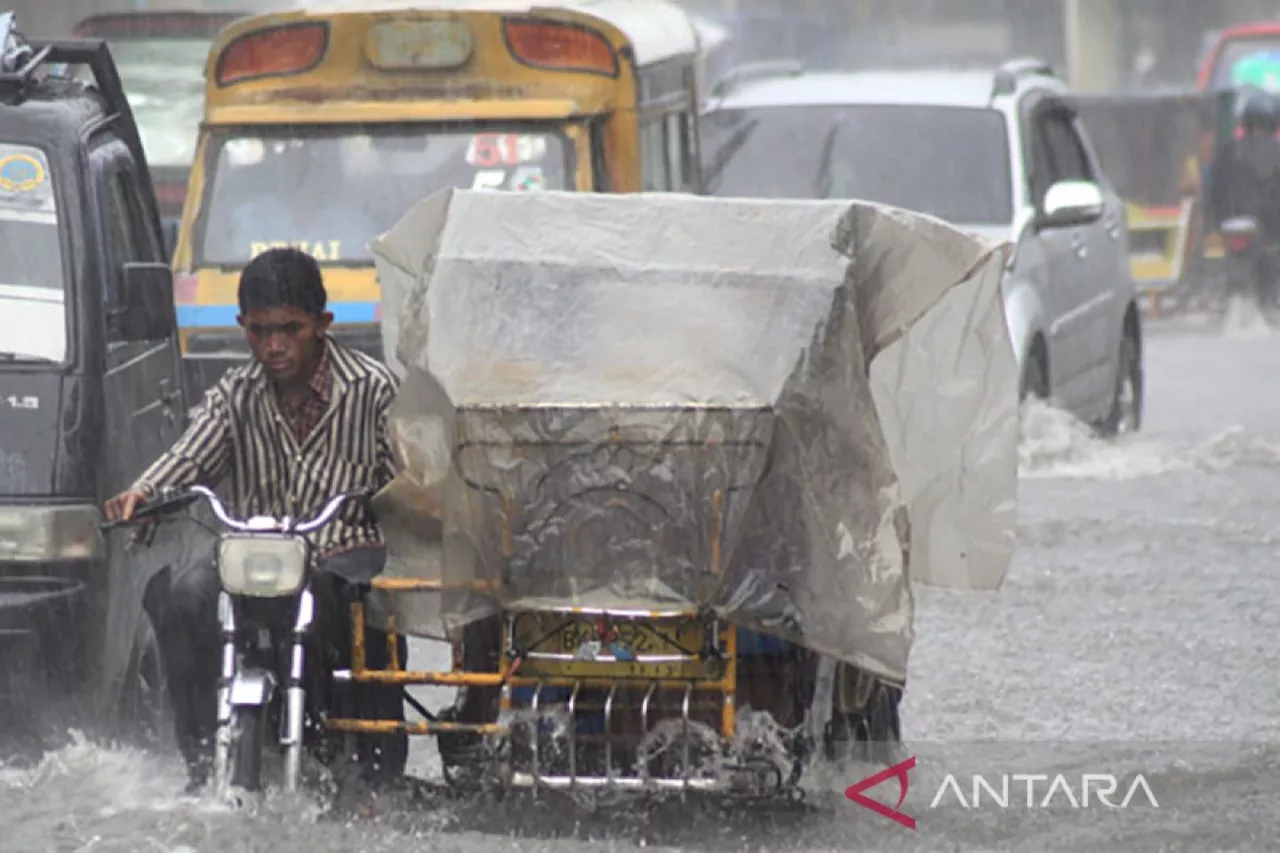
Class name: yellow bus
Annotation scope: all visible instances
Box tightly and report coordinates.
[172,0,713,393]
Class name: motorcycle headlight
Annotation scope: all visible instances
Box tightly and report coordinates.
[217,535,309,597]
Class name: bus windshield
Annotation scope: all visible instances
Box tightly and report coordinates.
[196,124,574,266]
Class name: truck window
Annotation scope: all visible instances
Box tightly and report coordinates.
[0,143,68,362]
[104,170,141,306]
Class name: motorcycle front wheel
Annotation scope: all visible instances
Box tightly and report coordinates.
[228,704,268,792]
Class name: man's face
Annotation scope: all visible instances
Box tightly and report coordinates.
[238,304,333,383]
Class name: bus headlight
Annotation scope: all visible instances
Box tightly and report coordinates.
[217,535,309,597]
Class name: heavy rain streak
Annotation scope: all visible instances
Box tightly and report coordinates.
[2,0,1280,851]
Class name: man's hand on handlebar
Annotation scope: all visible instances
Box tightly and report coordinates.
[104,487,158,546]
[104,488,149,523]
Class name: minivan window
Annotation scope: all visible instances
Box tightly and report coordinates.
[703,104,1014,225]
[0,144,68,362]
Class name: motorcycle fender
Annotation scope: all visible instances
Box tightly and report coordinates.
[229,669,277,707]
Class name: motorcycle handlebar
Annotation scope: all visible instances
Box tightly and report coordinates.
[99,487,205,533]
[101,484,375,534]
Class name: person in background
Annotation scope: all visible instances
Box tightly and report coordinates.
[1206,91,1280,306]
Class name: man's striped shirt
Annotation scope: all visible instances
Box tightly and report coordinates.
[133,337,399,559]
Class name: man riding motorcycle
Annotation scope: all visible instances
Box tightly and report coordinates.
[1206,90,1280,307]
[103,247,409,794]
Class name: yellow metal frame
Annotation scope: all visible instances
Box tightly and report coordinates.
[326,584,741,742]
[326,485,740,744]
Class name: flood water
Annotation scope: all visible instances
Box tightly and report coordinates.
[3,313,1280,852]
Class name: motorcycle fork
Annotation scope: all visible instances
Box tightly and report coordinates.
[213,587,316,794]
[283,589,315,791]
[214,591,236,790]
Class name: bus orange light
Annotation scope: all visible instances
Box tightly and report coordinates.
[502,19,618,77]
[215,22,328,86]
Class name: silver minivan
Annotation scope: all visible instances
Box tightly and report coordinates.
[701,59,1144,434]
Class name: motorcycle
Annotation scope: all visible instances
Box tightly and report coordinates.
[104,484,374,797]
[1220,215,1265,306]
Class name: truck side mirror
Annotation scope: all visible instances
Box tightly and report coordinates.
[112,262,175,341]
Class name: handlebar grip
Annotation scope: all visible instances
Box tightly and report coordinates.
[100,490,202,533]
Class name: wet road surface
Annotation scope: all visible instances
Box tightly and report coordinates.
[3,313,1279,852]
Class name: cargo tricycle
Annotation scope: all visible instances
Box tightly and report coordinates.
[322,189,1019,800]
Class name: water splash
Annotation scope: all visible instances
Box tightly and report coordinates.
[1017,400,1280,481]
[1017,401,1190,480]
[1220,293,1273,340]
[1,730,192,813]
[0,730,401,852]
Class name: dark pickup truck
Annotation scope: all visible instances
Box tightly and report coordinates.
[0,12,186,754]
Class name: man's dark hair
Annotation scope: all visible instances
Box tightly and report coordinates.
[238,247,327,315]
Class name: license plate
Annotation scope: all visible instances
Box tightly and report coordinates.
[511,613,713,680]
[365,19,474,70]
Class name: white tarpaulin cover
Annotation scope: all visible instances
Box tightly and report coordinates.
[368,189,1018,682]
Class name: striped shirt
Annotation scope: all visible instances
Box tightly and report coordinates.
[132,337,399,560]
[279,341,332,443]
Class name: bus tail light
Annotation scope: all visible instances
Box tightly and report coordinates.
[215,22,328,86]
[503,18,618,77]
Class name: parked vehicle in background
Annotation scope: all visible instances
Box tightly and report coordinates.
[700,59,1144,434]
[72,11,245,229]
[0,12,185,752]
[1197,22,1280,94]
[170,0,713,401]
[1192,23,1280,307]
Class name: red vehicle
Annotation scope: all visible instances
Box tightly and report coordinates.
[72,11,245,225]
[1197,21,1280,93]
[1187,22,1280,298]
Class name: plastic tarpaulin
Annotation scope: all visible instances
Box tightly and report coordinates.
[368,189,1018,682]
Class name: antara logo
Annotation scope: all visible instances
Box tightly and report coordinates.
[845,756,1161,830]
[844,756,917,830]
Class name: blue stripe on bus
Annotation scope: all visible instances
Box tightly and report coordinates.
[177,302,379,328]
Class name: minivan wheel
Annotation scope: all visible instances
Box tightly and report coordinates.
[1019,346,1049,403]
[1099,334,1143,437]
